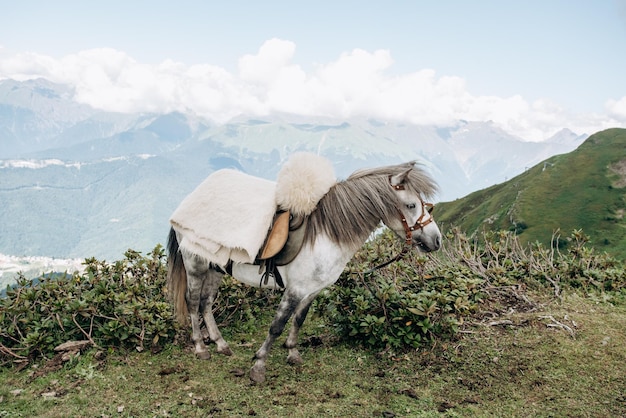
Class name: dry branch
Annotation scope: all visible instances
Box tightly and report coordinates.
[539,315,576,339]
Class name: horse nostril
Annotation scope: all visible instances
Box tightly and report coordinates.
[435,235,441,249]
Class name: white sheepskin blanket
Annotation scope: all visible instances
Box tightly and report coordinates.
[170,169,277,266]
[170,153,336,267]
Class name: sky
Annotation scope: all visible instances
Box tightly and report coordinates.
[1,0,625,141]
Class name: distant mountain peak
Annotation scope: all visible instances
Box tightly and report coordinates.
[546,128,588,145]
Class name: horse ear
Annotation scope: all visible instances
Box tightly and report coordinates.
[389,168,412,188]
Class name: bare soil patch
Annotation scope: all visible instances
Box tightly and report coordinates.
[609,158,626,188]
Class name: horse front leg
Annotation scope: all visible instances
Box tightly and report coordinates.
[200,269,233,356]
[250,290,300,383]
[284,292,319,365]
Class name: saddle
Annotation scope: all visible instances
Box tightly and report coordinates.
[256,210,308,288]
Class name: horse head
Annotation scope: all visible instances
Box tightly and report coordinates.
[387,167,442,252]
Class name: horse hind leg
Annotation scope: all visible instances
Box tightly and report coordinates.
[199,268,233,356]
[183,254,212,360]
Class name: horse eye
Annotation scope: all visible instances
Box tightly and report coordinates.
[406,203,416,210]
[426,204,434,214]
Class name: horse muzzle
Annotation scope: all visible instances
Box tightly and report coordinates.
[414,232,441,252]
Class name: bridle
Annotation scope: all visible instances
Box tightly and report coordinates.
[353,178,436,275]
[390,177,435,246]
[396,201,434,245]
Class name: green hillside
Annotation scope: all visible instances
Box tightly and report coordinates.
[436,128,626,259]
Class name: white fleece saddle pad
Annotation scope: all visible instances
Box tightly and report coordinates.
[170,169,277,267]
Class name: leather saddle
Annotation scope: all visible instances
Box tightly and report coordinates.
[256,210,308,288]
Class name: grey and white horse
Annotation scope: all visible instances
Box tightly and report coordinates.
[166,162,441,383]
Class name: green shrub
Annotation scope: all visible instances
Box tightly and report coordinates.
[554,229,626,293]
[0,246,281,366]
[314,231,486,350]
[210,275,282,333]
[1,247,175,364]
[314,228,626,351]
[3,228,624,365]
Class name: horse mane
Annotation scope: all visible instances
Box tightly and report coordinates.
[305,162,438,249]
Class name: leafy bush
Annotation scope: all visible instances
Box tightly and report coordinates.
[3,228,624,365]
[555,230,626,293]
[314,231,486,350]
[446,228,626,296]
[0,246,281,366]
[314,228,626,351]
[209,275,282,334]
[1,247,174,364]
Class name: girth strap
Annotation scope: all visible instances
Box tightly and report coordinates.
[259,258,285,288]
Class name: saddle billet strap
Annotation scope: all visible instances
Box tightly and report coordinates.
[259,258,285,288]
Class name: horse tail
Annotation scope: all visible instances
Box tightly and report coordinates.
[166,227,189,325]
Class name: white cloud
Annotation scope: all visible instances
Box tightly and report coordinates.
[1,39,624,140]
[606,96,626,121]
[238,38,296,85]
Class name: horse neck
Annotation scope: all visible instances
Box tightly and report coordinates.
[306,177,388,251]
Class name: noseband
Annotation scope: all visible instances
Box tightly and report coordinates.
[390,177,435,245]
[397,201,434,245]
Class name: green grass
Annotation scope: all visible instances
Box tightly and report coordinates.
[436,128,626,259]
[417,294,626,417]
[2,292,625,417]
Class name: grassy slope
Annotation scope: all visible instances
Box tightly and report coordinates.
[436,128,626,258]
[1,293,625,417]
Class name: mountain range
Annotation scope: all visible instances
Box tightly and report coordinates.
[435,128,626,259]
[0,78,588,260]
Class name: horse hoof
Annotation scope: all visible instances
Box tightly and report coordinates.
[218,346,234,356]
[250,365,266,383]
[195,351,211,360]
[287,352,303,365]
